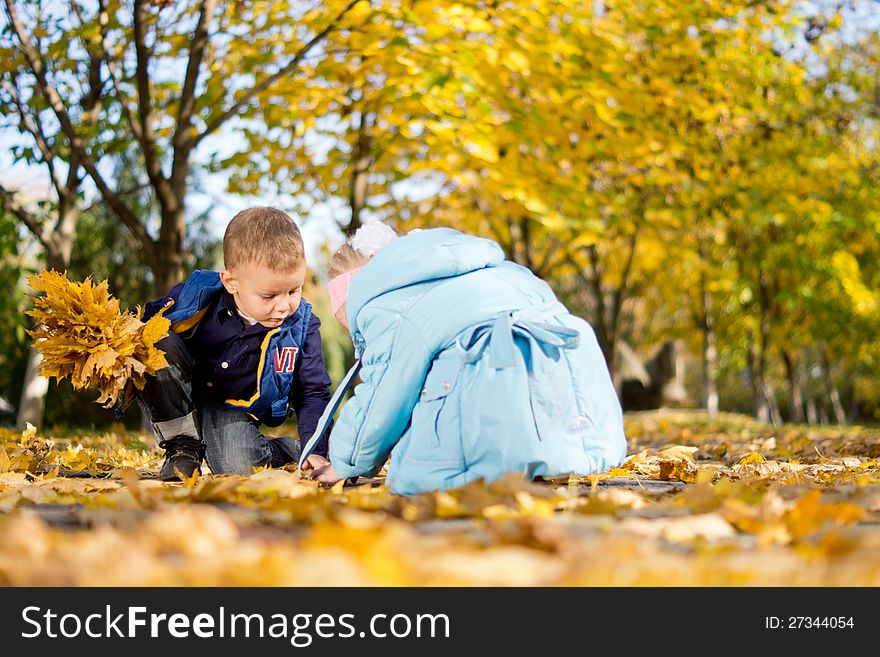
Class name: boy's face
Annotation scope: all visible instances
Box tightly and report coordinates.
[220,260,307,328]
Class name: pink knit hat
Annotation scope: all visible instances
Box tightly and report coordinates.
[328,265,364,319]
[327,222,397,320]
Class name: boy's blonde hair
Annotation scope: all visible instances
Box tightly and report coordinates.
[328,242,370,280]
[223,207,305,271]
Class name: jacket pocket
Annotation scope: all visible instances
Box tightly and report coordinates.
[409,356,462,456]
[528,334,593,443]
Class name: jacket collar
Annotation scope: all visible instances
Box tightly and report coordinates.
[346,228,504,334]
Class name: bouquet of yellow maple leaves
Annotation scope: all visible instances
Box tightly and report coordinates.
[27,270,170,410]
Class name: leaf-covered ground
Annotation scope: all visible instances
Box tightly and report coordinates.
[2,410,880,586]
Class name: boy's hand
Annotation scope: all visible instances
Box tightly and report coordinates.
[300,453,330,472]
[310,462,342,485]
[299,454,342,484]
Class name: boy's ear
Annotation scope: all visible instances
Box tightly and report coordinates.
[220,270,238,294]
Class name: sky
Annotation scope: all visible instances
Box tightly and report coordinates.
[0,127,349,268]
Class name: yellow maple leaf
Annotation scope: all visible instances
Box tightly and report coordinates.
[140,310,172,346]
[27,270,170,409]
[784,490,864,539]
[658,459,698,483]
[738,452,766,465]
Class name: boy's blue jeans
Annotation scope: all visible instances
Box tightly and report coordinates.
[136,332,300,475]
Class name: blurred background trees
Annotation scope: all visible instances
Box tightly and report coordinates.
[2,0,878,429]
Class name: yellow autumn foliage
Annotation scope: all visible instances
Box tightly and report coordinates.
[26,270,170,409]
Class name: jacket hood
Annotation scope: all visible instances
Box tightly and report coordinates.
[346,227,504,330]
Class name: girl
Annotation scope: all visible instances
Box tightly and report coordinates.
[304,224,627,495]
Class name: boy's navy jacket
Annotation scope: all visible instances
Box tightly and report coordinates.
[144,270,332,454]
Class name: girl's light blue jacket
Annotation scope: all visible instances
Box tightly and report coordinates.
[328,228,627,495]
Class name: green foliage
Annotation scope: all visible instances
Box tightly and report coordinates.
[307,274,355,388]
[0,212,31,420]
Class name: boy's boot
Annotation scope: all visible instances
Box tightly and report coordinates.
[152,410,204,481]
[158,436,205,481]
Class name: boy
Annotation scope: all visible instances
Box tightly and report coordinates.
[139,207,333,481]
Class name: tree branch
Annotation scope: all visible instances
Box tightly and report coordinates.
[1,76,62,193]
[96,0,145,147]
[171,0,217,171]
[193,0,367,148]
[0,182,52,251]
[3,0,158,266]
[486,213,512,257]
[80,182,151,216]
[533,232,563,278]
[132,0,168,199]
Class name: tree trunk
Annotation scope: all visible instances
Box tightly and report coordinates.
[701,323,719,416]
[828,379,846,425]
[155,206,187,294]
[16,347,49,430]
[819,347,846,425]
[520,216,532,270]
[582,231,638,382]
[347,109,371,236]
[781,349,805,423]
[847,391,859,425]
[581,247,614,373]
[699,255,719,416]
[764,380,783,427]
[806,395,819,425]
[748,332,770,422]
[509,217,533,269]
